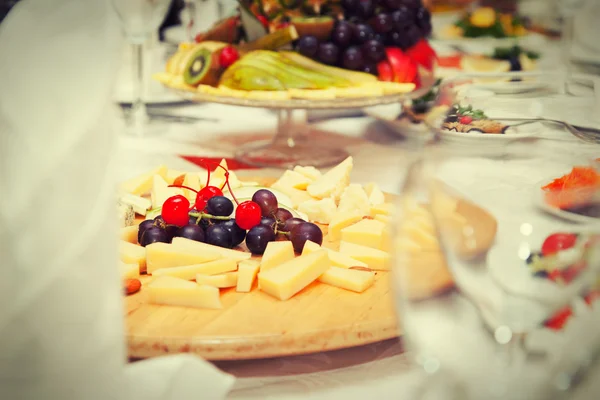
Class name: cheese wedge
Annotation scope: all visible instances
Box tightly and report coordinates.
[328,210,363,242]
[364,183,386,206]
[209,159,229,189]
[148,276,222,309]
[318,266,375,293]
[341,219,388,250]
[337,184,370,215]
[293,166,321,181]
[273,170,313,190]
[165,169,187,184]
[196,272,238,288]
[258,250,329,301]
[120,225,139,244]
[151,174,185,209]
[152,258,237,280]
[302,240,368,269]
[400,221,439,251]
[119,193,152,216]
[260,241,295,272]
[370,202,396,217]
[374,214,391,224]
[146,242,221,274]
[119,165,168,195]
[182,173,201,201]
[307,156,353,202]
[339,241,391,270]
[119,241,147,273]
[171,237,252,262]
[236,260,261,292]
[120,262,140,280]
[297,197,337,224]
[269,183,316,208]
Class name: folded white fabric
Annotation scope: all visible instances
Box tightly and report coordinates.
[0,1,234,399]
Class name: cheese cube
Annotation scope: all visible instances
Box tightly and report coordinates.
[151,174,185,209]
[236,260,261,292]
[258,250,329,300]
[328,210,363,242]
[370,202,396,217]
[119,262,140,280]
[364,183,386,206]
[341,219,388,250]
[182,173,201,201]
[146,242,221,274]
[273,170,313,190]
[302,240,368,269]
[119,241,147,273]
[120,225,138,244]
[269,184,315,208]
[119,164,167,195]
[339,241,391,271]
[337,184,370,215]
[152,258,237,280]
[119,193,152,216]
[307,156,353,202]
[260,241,295,272]
[171,237,252,262]
[293,165,322,181]
[196,272,238,288]
[297,197,337,224]
[148,276,222,309]
[318,266,375,293]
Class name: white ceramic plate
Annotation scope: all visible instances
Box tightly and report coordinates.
[470,80,550,95]
[363,103,433,140]
[533,179,600,225]
[441,119,542,142]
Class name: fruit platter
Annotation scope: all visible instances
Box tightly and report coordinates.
[436,6,529,41]
[153,0,438,108]
[115,158,496,360]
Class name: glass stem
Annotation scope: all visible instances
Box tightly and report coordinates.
[274,109,308,148]
[130,42,148,133]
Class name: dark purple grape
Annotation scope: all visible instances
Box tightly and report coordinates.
[362,39,386,62]
[355,0,375,19]
[372,32,386,44]
[296,35,320,59]
[404,24,422,49]
[362,63,378,74]
[289,222,323,253]
[206,196,234,217]
[175,224,205,242]
[331,21,354,47]
[391,6,413,31]
[341,0,359,13]
[353,23,374,44]
[154,215,179,241]
[401,0,422,8]
[251,189,279,217]
[282,217,306,233]
[245,225,276,255]
[381,0,402,9]
[342,46,365,70]
[273,207,294,228]
[260,216,277,230]
[218,219,246,247]
[206,224,234,248]
[373,13,393,34]
[317,42,340,65]
[138,220,155,244]
[140,226,170,247]
[415,6,431,36]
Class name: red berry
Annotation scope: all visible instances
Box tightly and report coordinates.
[235,201,262,230]
[195,186,223,211]
[219,46,240,69]
[459,115,473,124]
[257,15,269,29]
[544,306,572,330]
[162,195,191,226]
[541,233,578,257]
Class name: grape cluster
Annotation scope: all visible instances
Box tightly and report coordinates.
[295,0,431,73]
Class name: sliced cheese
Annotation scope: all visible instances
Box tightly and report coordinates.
[119,165,167,195]
[260,241,295,272]
[297,197,337,224]
[370,202,396,217]
[196,271,238,288]
[148,276,222,309]
[339,241,391,271]
[119,262,140,280]
[258,250,329,301]
[152,258,237,280]
[120,225,139,244]
[293,165,321,181]
[269,183,316,208]
[328,210,363,242]
[146,242,221,274]
[307,156,353,202]
[119,193,152,216]
[119,241,147,273]
[182,173,201,201]
[273,170,313,190]
[364,183,386,206]
[151,174,185,209]
[237,260,261,292]
[337,183,370,215]
[171,237,252,262]
[302,240,368,269]
[341,218,388,250]
[318,266,375,293]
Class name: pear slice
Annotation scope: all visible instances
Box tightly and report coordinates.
[280,51,377,83]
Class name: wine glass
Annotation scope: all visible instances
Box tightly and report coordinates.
[112,0,172,136]
[392,73,600,400]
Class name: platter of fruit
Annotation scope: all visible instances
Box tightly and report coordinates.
[153,0,439,109]
[115,158,498,360]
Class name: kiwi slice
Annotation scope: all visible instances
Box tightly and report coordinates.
[183,48,215,87]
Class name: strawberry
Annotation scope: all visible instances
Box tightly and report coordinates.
[377,60,394,82]
[384,47,418,84]
[406,39,438,71]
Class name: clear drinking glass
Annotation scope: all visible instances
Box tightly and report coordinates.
[112,0,172,136]
[393,73,600,400]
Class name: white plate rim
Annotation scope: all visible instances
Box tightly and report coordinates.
[533,177,600,225]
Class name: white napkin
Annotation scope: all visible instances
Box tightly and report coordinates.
[0,1,234,399]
